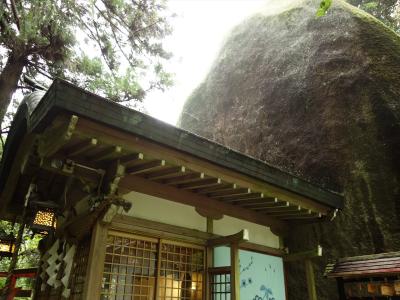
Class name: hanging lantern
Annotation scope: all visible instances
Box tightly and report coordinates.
[30,201,58,235]
[0,229,16,258]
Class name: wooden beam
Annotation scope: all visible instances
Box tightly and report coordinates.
[178,178,221,190]
[91,146,122,162]
[111,215,286,257]
[209,188,251,199]
[126,160,165,175]
[74,118,331,214]
[267,209,314,218]
[207,229,249,247]
[119,175,288,234]
[282,213,321,220]
[242,200,288,209]
[258,204,298,213]
[82,221,108,300]
[241,242,286,257]
[145,166,185,180]
[195,207,223,220]
[111,215,213,245]
[162,172,204,185]
[41,158,102,186]
[102,162,125,195]
[255,199,290,212]
[206,217,213,234]
[196,183,237,194]
[37,115,78,158]
[284,246,322,262]
[66,138,98,157]
[223,193,266,203]
[119,152,144,165]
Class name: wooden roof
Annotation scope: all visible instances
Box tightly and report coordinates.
[0,79,343,235]
[325,252,400,278]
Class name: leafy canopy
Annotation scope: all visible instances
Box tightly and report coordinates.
[348,0,399,31]
[317,0,400,32]
[0,0,173,103]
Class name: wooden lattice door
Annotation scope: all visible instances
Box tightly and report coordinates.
[100,231,205,300]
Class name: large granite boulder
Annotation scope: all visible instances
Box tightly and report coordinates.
[179,0,400,299]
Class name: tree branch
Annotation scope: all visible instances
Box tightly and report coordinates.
[9,0,20,31]
[27,61,54,80]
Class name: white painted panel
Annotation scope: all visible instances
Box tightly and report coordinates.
[122,192,279,248]
[214,215,279,248]
[122,191,206,232]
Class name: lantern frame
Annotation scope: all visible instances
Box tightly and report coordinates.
[0,229,16,258]
[29,200,58,235]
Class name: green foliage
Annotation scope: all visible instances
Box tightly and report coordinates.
[0,0,173,109]
[316,1,400,32]
[0,221,40,292]
[347,0,400,31]
[317,0,333,17]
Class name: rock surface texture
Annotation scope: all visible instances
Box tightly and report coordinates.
[179,0,400,299]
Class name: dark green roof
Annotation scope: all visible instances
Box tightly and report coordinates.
[0,79,343,210]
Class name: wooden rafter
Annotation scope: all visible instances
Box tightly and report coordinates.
[244,201,289,209]
[66,138,98,157]
[178,178,221,190]
[195,183,237,194]
[161,172,205,185]
[119,174,288,235]
[145,166,186,180]
[207,229,249,247]
[119,152,144,165]
[222,193,266,203]
[208,188,251,199]
[282,213,322,220]
[266,209,314,218]
[126,160,166,175]
[228,197,277,208]
[91,146,122,162]
[73,117,332,214]
[37,115,78,158]
[254,201,290,210]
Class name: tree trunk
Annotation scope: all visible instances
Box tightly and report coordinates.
[0,54,25,125]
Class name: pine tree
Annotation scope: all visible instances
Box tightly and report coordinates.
[0,0,173,125]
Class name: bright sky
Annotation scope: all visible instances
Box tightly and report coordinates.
[144,0,265,125]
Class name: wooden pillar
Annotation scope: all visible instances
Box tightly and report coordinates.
[231,243,240,300]
[304,259,317,300]
[82,221,108,300]
[206,217,213,234]
[206,217,213,300]
[336,278,346,300]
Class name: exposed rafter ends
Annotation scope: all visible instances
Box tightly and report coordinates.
[268,209,314,218]
[66,138,98,157]
[119,174,289,235]
[161,172,205,185]
[126,159,166,175]
[246,201,290,209]
[92,146,122,162]
[222,193,265,203]
[145,166,186,180]
[209,188,251,199]
[37,115,79,158]
[195,183,237,194]
[118,152,144,165]
[178,178,222,190]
